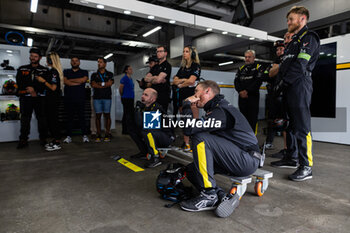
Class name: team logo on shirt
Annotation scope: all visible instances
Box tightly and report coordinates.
[143,110,161,129]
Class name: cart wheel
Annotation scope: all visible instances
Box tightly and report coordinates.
[230,187,237,195]
[159,151,166,159]
[146,153,152,160]
[254,181,264,197]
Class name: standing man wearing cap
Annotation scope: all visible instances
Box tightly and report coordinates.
[16,48,49,149]
[271,6,320,181]
[144,46,172,112]
[263,40,286,150]
[137,55,158,90]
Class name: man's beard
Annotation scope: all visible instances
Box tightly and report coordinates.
[31,60,39,65]
[72,65,79,69]
[288,23,299,33]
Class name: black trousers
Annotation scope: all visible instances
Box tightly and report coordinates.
[121,98,134,134]
[128,125,172,156]
[266,95,284,144]
[19,96,47,141]
[186,132,259,191]
[128,125,148,154]
[142,130,172,157]
[45,96,61,141]
[64,98,87,136]
[238,94,259,133]
[285,78,313,167]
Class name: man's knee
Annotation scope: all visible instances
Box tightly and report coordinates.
[103,113,111,119]
[96,113,102,120]
[191,132,215,146]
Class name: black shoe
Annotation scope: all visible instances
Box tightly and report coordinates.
[289,166,312,181]
[180,189,218,212]
[271,158,298,168]
[130,152,146,159]
[215,193,240,218]
[144,157,162,168]
[271,149,287,158]
[17,140,28,149]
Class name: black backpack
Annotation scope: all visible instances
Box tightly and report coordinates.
[156,163,192,206]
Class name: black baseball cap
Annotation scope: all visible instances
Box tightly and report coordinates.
[146,55,158,64]
[274,40,284,48]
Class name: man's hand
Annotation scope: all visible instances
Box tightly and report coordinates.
[185,95,200,104]
[26,86,37,97]
[273,79,288,98]
[239,90,248,98]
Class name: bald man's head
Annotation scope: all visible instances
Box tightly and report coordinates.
[141,88,158,107]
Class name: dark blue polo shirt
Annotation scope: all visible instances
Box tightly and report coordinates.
[120,74,134,99]
[63,68,88,100]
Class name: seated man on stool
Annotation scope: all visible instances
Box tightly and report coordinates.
[128,88,174,168]
[180,80,262,217]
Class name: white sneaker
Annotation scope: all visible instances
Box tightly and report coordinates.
[46,143,62,151]
[83,135,89,143]
[63,136,72,144]
[265,143,274,150]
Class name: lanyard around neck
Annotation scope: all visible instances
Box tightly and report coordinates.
[98,72,106,82]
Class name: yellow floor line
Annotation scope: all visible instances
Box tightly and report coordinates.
[117,158,144,172]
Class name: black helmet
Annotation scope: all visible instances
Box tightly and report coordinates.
[274,40,284,48]
[29,47,42,56]
[156,163,192,203]
[2,79,18,95]
[6,104,20,120]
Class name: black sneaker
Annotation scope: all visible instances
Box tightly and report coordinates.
[288,166,312,181]
[271,158,298,168]
[180,189,218,212]
[17,140,28,149]
[271,149,287,158]
[144,157,162,168]
[130,152,146,159]
[46,142,62,152]
[215,193,240,218]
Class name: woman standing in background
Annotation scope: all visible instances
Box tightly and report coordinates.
[172,46,201,152]
[36,52,63,151]
[119,65,134,135]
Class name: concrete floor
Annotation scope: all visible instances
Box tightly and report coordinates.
[1,123,350,233]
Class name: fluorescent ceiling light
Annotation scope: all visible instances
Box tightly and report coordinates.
[206,28,212,31]
[222,31,228,35]
[320,52,325,55]
[124,10,131,14]
[249,37,255,40]
[30,0,38,13]
[327,53,332,56]
[148,15,155,19]
[104,53,113,59]
[236,34,242,37]
[218,61,233,66]
[169,20,176,24]
[27,38,33,47]
[96,4,104,9]
[6,50,13,53]
[143,26,162,37]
